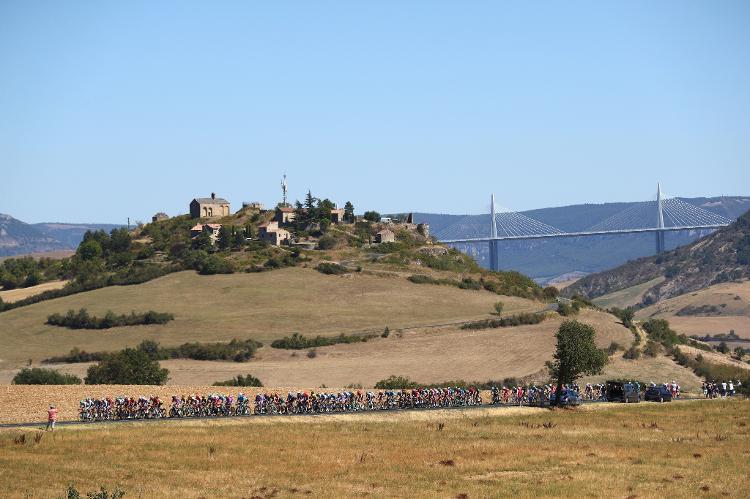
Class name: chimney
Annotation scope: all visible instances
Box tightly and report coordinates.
[211,192,216,200]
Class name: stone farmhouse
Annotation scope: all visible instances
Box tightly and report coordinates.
[152,212,169,223]
[190,193,230,219]
[190,223,222,244]
[375,229,395,243]
[258,221,290,246]
[275,206,296,225]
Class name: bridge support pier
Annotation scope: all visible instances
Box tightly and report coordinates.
[655,230,665,254]
[489,240,499,272]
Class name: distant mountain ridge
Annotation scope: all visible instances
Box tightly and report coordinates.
[415,196,750,282]
[564,208,750,305]
[0,214,122,257]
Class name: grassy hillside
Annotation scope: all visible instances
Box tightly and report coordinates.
[637,281,750,339]
[19,309,634,387]
[565,208,750,305]
[0,268,541,368]
[1,400,747,497]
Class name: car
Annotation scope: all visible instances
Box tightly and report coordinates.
[550,389,581,406]
[644,385,673,402]
[606,381,640,403]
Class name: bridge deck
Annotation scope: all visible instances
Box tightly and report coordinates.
[439,224,727,243]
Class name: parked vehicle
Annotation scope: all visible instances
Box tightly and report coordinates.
[606,381,640,403]
[644,385,673,402]
[550,389,581,406]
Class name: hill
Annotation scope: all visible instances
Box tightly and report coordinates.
[564,208,750,306]
[0,213,122,257]
[416,195,750,281]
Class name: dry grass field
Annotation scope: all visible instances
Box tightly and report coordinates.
[0,399,747,498]
[591,276,665,310]
[0,268,538,368]
[0,309,634,387]
[637,281,750,338]
[0,280,68,303]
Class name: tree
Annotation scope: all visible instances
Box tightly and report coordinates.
[85,348,169,384]
[217,225,232,250]
[717,341,730,354]
[344,201,355,222]
[364,211,381,222]
[192,228,213,251]
[733,347,745,360]
[77,240,103,261]
[494,301,504,315]
[108,228,132,254]
[232,227,246,249]
[547,320,607,405]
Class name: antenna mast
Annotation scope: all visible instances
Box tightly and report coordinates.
[281,174,288,206]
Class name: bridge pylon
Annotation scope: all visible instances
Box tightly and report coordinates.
[655,183,666,254]
[489,194,499,271]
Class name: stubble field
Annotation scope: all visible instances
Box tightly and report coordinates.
[0,399,747,498]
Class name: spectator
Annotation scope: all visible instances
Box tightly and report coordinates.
[46,405,57,431]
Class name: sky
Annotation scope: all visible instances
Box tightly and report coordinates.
[1,1,749,224]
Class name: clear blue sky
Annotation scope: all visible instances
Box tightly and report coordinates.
[2,1,749,223]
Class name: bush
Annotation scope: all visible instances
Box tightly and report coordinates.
[271,332,374,350]
[44,347,108,364]
[213,374,263,387]
[12,367,82,385]
[198,254,234,275]
[85,348,169,385]
[317,234,339,250]
[643,340,662,357]
[623,346,641,360]
[609,307,635,328]
[306,349,317,358]
[46,309,174,329]
[64,485,125,499]
[315,262,348,275]
[381,326,390,338]
[374,375,420,389]
[542,286,559,300]
[460,313,546,330]
[493,302,504,315]
[642,318,681,347]
[557,302,578,317]
[716,341,730,354]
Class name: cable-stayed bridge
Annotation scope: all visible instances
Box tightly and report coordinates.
[435,184,733,271]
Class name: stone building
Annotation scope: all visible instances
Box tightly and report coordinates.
[275,206,296,225]
[258,221,290,246]
[329,208,346,224]
[152,212,169,223]
[190,193,231,219]
[375,229,395,243]
[190,223,222,244]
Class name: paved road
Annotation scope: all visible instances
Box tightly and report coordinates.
[0,398,680,430]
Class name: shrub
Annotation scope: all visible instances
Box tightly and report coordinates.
[271,332,375,349]
[213,374,263,387]
[381,326,390,338]
[460,313,546,330]
[64,485,125,499]
[493,302,504,315]
[557,302,578,317]
[46,309,174,329]
[44,347,108,364]
[317,234,339,250]
[642,318,681,347]
[643,340,662,357]
[85,348,169,385]
[315,262,348,275]
[12,367,82,385]
[374,375,420,389]
[623,346,641,360]
[198,254,234,275]
[306,349,317,358]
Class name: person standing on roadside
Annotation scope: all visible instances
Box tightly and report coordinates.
[46,405,57,431]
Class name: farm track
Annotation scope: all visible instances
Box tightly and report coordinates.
[0,398,686,429]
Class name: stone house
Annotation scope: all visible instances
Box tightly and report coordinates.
[152,212,169,223]
[275,206,296,225]
[375,229,395,243]
[190,223,222,244]
[329,208,346,224]
[190,193,231,219]
[259,221,290,246]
